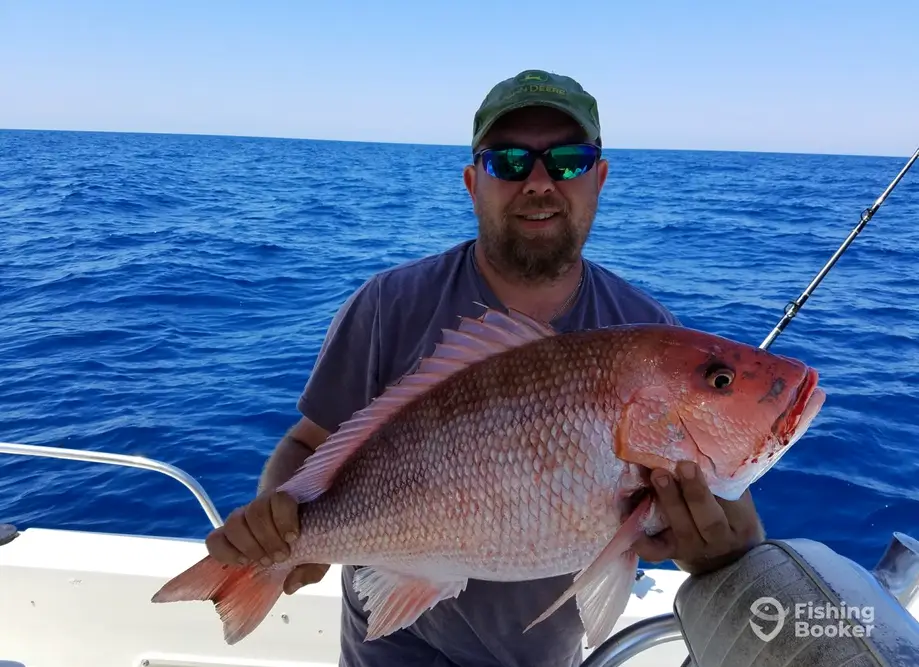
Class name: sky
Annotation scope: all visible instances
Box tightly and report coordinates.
[1,1,917,157]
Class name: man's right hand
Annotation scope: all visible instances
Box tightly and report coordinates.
[205,489,330,594]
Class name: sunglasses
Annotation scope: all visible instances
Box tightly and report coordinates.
[473,143,601,182]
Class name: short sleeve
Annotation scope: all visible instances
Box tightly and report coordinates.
[662,307,682,327]
[297,276,382,434]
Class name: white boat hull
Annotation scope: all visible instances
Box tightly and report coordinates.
[0,526,691,667]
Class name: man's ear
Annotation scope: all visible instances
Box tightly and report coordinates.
[463,164,477,204]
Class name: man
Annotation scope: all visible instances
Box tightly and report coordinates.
[205,69,765,666]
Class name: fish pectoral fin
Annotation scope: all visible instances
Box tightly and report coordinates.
[352,566,468,641]
[523,495,651,646]
[575,548,639,648]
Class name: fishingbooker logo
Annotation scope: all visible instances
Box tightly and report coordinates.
[749,597,786,641]
[749,597,875,641]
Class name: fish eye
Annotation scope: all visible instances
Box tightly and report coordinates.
[705,366,735,390]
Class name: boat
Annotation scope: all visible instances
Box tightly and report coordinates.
[2,440,919,667]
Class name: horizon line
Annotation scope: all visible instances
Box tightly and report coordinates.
[0,125,912,161]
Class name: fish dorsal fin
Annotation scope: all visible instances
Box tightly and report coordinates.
[277,306,557,503]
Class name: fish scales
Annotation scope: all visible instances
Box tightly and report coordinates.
[294,329,643,579]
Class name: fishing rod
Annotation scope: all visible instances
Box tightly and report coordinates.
[759,145,919,350]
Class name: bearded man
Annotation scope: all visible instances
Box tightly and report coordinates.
[204,69,766,667]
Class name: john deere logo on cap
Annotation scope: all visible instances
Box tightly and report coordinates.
[505,70,568,99]
[515,70,548,83]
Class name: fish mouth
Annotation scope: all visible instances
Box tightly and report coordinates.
[776,366,825,446]
[740,367,825,491]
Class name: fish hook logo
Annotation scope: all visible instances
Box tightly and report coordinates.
[749,596,787,642]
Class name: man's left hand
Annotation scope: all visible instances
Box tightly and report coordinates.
[632,461,765,575]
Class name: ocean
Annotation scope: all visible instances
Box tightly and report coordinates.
[1,129,917,571]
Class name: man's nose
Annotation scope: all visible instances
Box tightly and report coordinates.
[522,158,556,195]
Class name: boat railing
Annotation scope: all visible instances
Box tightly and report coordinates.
[0,441,224,529]
[579,614,688,666]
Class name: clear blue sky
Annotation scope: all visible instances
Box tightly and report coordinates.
[2,1,916,156]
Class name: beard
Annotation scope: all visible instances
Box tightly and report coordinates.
[476,193,593,283]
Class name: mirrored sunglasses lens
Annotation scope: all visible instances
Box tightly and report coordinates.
[484,148,532,181]
[545,145,599,180]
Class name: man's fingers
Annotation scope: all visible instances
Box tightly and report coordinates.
[717,489,766,544]
[632,529,676,563]
[284,563,330,595]
[676,462,731,546]
[650,469,699,544]
[223,507,269,564]
[208,492,302,569]
[270,491,300,544]
[718,489,760,526]
[245,497,290,564]
[205,529,248,565]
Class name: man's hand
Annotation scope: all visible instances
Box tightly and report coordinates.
[632,461,765,575]
[205,490,329,594]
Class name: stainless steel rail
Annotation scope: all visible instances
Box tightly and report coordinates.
[579,613,688,666]
[874,531,919,617]
[0,441,224,529]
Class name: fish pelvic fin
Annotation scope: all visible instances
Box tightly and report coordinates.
[278,306,558,504]
[523,494,651,648]
[353,566,468,641]
[151,555,287,645]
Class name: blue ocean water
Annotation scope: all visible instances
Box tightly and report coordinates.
[1,129,918,571]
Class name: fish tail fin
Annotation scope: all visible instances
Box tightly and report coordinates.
[524,494,652,647]
[151,555,287,645]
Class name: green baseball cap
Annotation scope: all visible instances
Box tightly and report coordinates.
[471,69,602,150]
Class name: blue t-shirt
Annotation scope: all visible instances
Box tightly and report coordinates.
[298,239,679,667]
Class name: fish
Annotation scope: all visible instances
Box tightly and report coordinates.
[151,306,825,647]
